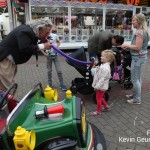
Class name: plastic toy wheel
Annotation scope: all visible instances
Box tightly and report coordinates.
[124,81,133,89]
[93,92,109,104]
[0,83,17,110]
[90,123,107,150]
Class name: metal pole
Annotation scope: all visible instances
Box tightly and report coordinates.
[102,6,106,31]
[7,0,14,31]
[68,3,71,42]
[25,3,30,23]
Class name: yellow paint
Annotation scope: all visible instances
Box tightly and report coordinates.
[66,90,72,98]
[13,126,36,150]
[44,85,58,102]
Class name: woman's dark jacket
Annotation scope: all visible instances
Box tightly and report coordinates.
[0,24,38,64]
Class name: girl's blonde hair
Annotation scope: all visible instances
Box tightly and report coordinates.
[102,50,115,63]
[133,13,148,34]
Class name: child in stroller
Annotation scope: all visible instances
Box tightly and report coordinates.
[111,47,133,89]
[66,47,109,102]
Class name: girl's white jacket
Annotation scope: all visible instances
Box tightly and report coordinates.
[91,62,111,91]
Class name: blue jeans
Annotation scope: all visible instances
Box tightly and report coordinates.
[131,56,147,102]
[47,55,64,86]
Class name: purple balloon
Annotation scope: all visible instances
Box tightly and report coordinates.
[51,45,92,65]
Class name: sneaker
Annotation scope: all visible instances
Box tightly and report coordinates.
[125,94,133,99]
[89,111,101,116]
[102,106,110,112]
[127,99,141,105]
[60,84,67,91]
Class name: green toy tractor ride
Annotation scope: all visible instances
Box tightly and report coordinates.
[0,83,107,150]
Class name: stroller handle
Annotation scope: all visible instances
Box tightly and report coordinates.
[51,45,92,65]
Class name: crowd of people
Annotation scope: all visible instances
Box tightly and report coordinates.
[0,13,149,116]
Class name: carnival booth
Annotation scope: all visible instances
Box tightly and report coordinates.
[7,0,150,44]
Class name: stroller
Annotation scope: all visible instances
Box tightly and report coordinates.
[111,47,133,89]
[66,47,109,102]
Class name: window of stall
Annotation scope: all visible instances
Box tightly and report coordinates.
[71,7,103,29]
[69,7,103,42]
[142,7,150,38]
[106,9,133,41]
[31,6,68,28]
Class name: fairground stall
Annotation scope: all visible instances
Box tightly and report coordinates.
[6,0,150,45]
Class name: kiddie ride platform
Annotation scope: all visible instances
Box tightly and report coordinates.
[0,82,107,150]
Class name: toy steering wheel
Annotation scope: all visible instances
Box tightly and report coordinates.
[0,83,18,110]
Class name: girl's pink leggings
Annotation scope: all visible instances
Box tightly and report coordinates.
[96,90,108,112]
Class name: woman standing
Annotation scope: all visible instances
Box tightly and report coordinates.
[121,13,149,104]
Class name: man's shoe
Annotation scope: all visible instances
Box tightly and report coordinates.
[60,84,67,91]
[125,94,133,99]
[127,99,141,105]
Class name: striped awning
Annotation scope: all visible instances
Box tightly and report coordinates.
[0,0,7,7]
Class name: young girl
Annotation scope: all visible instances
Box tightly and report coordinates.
[90,50,115,116]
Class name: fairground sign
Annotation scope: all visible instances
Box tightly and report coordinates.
[66,0,140,6]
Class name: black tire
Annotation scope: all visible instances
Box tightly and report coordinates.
[90,123,107,150]
[93,92,109,104]
[124,81,133,89]
[78,85,94,95]
[70,86,78,94]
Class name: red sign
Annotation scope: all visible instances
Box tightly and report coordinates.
[126,0,140,6]
[0,0,7,7]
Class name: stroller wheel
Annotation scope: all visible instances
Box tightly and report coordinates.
[93,92,109,104]
[124,81,133,89]
[70,86,78,94]
[78,85,94,95]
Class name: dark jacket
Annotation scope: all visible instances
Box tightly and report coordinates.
[88,31,113,58]
[0,24,38,64]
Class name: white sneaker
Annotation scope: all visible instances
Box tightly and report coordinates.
[125,94,133,99]
[127,99,141,105]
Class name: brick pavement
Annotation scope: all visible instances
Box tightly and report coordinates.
[15,51,150,150]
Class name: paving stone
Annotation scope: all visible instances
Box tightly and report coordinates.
[107,142,118,150]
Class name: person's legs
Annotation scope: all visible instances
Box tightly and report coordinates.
[47,57,53,86]
[101,97,109,108]
[54,56,63,84]
[129,56,147,103]
[96,90,103,113]
[54,56,67,90]
[0,58,17,91]
[100,92,110,111]
[90,90,102,116]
